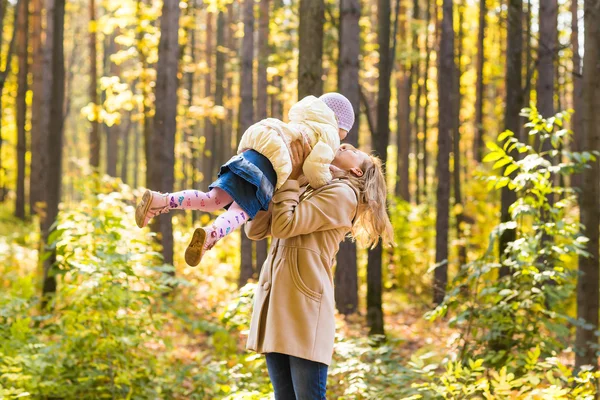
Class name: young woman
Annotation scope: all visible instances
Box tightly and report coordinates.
[244,139,394,399]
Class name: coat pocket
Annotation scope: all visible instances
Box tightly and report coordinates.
[286,248,323,302]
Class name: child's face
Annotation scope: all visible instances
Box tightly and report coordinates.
[339,128,348,140]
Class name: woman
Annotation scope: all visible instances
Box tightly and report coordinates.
[244,139,394,399]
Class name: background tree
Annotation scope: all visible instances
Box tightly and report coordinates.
[15,0,28,219]
[498,0,522,278]
[238,0,254,288]
[150,0,180,266]
[298,0,324,98]
[335,0,360,316]
[433,0,454,305]
[256,0,270,273]
[367,0,391,335]
[575,0,600,370]
[89,0,100,170]
[40,0,66,306]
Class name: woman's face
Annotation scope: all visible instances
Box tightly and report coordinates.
[331,144,369,176]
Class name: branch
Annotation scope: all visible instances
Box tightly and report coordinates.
[359,87,376,137]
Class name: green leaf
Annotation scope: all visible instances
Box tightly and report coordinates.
[493,157,512,170]
[483,152,503,162]
[504,164,519,177]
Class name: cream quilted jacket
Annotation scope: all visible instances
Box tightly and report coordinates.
[237,95,340,189]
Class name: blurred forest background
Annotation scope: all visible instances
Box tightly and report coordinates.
[2,0,600,398]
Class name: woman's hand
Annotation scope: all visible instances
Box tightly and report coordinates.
[289,138,311,180]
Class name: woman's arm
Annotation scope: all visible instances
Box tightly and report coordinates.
[244,205,273,240]
[270,180,357,239]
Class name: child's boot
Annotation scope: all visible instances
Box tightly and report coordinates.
[135,190,171,228]
[185,227,217,266]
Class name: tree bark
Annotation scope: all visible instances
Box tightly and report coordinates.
[0,0,20,202]
[239,0,255,288]
[89,0,100,169]
[105,34,119,177]
[151,0,180,266]
[575,0,600,370]
[29,0,44,214]
[571,0,583,190]
[298,0,324,99]
[335,0,361,316]
[367,0,391,335]
[15,0,29,219]
[421,0,431,199]
[120,114,132,184]
[454,0,466,266]
[255,0,270,275]
[433,0,454,305]
[202,10,214,185]
[41,0,65,307]
[537,0,557,119]
[215,11,226,169]
[473,0,486,162]
[498,0,523,278]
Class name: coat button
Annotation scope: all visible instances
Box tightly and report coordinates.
[263,282,271,291]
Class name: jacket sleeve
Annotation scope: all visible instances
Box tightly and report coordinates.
[271,180,357,239]
[302,140,335,188]
[244,206,273,241]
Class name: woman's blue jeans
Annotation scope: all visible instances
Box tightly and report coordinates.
[265,352,328,400]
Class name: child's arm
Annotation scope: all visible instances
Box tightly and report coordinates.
[302,141,335,188]
[244,204,273,240]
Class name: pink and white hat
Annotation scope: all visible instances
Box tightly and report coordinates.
[319,92,355,132]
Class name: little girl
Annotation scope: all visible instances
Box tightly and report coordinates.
[135,93,355,266]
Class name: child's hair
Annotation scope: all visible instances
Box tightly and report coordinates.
[342,155,395,249]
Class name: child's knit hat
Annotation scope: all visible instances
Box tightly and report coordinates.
[319,92,355,132]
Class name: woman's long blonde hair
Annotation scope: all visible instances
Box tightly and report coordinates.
[340,155,394,249]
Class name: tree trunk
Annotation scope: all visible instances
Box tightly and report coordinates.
[202,10,214,185]
[15,0,29,219]
[89,0,100,169]
[41,0,65,307]
[575,0,600,370]
[537,0,556,119]
[298,0,324,99]
[454,0,466,266]
[133,120,140,188]
[421,0,431,200]
[151,0,180,266]
[335,0,361,316]
[395,0,410,201]
[120,114,131,184]
[473,0,486,162]
[367,0,391,336]
[239,0,255,288]
[215,11,226,169]
[571,0,583,190]
[0,0,20,202]
[105,34,119,177]
[29,0,44,214]
[255,0,270,275]
[433,0,454,305]
[498,0,523,278]
[136,0,152,188]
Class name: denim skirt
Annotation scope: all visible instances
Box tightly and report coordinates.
[209,150,277,219]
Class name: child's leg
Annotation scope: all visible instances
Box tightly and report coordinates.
[168,188,232,211]
[204,202,249,246]
[136,187,233,228]
[184,202,249,266]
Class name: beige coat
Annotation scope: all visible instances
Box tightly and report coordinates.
[245,179,358,366]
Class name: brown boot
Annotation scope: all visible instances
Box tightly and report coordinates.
[185,228,216,267]
[135,190,170,228]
